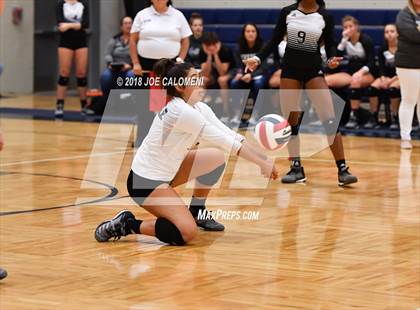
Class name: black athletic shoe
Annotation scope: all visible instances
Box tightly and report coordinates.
[412,116,419,132]
[0,268,7,280]
[194,210,225,231]
[344,111,359,129]
[95,210,135,242]
[281,166,306,184]
[55,102,64,118]
[338,167,358,186]
[389,115,399,131]
[363,115,378,129]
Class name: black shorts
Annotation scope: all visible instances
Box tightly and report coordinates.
[59,33,88,50]
[281,66,324,83]
[138,56,177,72]
[127,170,171,206]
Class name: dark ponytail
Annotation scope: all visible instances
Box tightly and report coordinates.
[153,59,194,97]
[153,59,175,81]
[296,0,326,7]
[146,0,173,7]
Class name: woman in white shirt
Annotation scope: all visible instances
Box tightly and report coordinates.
[129,0,191,146]
[95,59,278,246]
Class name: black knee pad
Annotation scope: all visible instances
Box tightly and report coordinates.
[367,86,380,97]
[322,118,340,136]
[58,76,69,86]
[350,88,362,100]
[197,163,226,186]
[387,87,401,98]
[155,218,186,246]
[77,77,87,87]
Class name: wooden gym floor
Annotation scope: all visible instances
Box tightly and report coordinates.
[0,95,419,309]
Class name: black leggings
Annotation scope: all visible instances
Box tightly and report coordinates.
[127,170,170,206]
[127,162,226,206]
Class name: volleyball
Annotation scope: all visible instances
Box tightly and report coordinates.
[254,114,291,151]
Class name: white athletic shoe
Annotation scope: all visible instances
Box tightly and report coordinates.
[230,116,241,126]
[248,116,258,127]
[400,140,413,149]
[220,116,230,124]
[55,103,64,118]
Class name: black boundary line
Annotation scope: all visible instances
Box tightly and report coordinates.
[0,172,122,217]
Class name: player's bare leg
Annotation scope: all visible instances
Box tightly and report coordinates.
[95,148,226,244]
[305,77,358,186]
[279,78,306,183]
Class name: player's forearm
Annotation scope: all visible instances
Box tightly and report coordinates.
[72,23,81,30]
[201,56,212,77]
[390,75,398,83]
[214,55,227,76]
[129,37,140,66]
[237,140,267,168]
[178,38,189,60]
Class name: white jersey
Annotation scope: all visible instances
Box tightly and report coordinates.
[131,5,192,59]
[131,97,245,181]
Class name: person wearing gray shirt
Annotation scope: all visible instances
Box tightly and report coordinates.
[395,0,420,149]
[100,16,135,98]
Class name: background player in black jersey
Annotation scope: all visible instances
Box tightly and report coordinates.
[326,16,376,129]
[186,13,204,69]
[367,24,400,129]
[231,23,268,126]
[55,0,91,117]
[245,0,358,186]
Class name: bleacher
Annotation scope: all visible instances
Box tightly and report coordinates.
[181,8,400,52]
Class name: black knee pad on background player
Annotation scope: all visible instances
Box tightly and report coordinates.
[367,86,380,97]
[350,88,362,100]
[197,163,226,186]
[155,218,186,246]
[387,87,401,98]
[77,77,87,87]
[58,76,69,86]
[288,111,304,136]
[322,118,340,136]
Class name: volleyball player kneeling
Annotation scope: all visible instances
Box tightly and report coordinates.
[94,59,278,245]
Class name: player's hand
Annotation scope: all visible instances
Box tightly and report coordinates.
[352,71,364,83]
[133,63,143,76]
[260,159,278,180]
[327,57,343,69]
[243,58,259,72]
[123,63,132,71]
[241,73,252,83]
[215,42,221,54]
[342,28,351,39]
[383,77,392,88]
[379,76,387,86]
[379,77,388,89]
[203,45,212,56]
[71,23,82,30]
[58,23,69,32]
[234,73,243,81]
